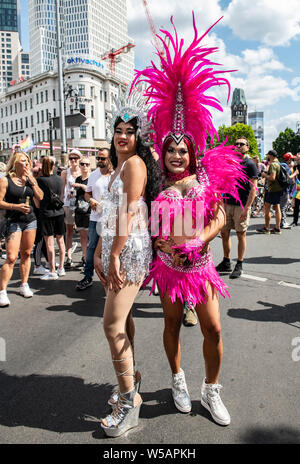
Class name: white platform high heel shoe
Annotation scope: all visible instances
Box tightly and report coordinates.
[101,356,142,437]
[101,387,142,438]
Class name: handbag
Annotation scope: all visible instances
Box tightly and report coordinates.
[46,184,64,210]
[75,199,90,214]
[0,218,11,240]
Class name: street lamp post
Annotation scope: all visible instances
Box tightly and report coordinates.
[48,113,53,157]
[55,0,67,165]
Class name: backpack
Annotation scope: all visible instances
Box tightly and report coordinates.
[277,164,291,189]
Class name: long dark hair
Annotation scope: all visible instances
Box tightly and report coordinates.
[110,117,162,209]
[42,157,55,177]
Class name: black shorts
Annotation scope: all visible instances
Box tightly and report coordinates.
[265,190,283,205]
[41,214,66,236]
[75,212,90,230]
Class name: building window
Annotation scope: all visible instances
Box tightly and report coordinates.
[36,94,39,104]
[37,112,40,124]
[80,125,86,138]
[25,117,28,129]
[91,105,94,118]
[92,126,95,139]
[99,90,103,102]
[104,91,107,103]
[14,103,17,113]
[90,86,94,98]
[41,110,44,123]
[31,115,34,127]
[45,90,48,102]
[24,100,27,111]
[20,119,23,130]
[30,98,33,109]
[78,84,85,97]
[19,102,22,112]
[79,104,85,115]
[41,91,44,103]
[53,89,56,101]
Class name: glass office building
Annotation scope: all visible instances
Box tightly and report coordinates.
[248,111,264,157]
[29,0,134,84]
[0,0,19,33]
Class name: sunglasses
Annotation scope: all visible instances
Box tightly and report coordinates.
[80,162,90,166]
[69,157,79,161]
[96,156,108,161]
[235,142,247,147]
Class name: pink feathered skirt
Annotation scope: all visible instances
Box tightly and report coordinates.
[144,250,229,305]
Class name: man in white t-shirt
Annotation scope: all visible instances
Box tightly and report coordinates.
[76,148,114,290]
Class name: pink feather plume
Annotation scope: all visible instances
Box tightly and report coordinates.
[131,13,235,156]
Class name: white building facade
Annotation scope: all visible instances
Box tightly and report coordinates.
[0,62,124,158]
[29,0,134,85]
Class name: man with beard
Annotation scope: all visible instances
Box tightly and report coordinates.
[76,148,114,290]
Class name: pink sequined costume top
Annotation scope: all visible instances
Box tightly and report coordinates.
[144,146,247,304]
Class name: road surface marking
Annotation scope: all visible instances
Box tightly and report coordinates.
[241,274,268,282]
[278,281,300,289]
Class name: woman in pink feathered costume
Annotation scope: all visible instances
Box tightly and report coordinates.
[132,14,247,426]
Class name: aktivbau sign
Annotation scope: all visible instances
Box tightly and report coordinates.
[67,57,105,71]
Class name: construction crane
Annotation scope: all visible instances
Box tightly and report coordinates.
[101,43,135,76]
[142,0,168,62]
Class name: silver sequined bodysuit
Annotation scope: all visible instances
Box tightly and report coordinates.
[100,165,152,284]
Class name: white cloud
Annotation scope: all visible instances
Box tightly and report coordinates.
[264,113,300,152]
[126,0,300,152]
[127,0,224,67]
[224,0,300,46]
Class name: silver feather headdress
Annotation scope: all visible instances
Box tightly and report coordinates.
[105,84,154,146]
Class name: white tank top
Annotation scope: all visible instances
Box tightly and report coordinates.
[64,168,77,206]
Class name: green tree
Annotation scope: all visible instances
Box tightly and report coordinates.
[213,123,259,158]
[272,127,300,161]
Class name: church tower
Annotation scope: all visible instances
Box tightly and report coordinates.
[231,88,247,125]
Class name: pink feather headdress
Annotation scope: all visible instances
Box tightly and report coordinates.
[131,13,234,157]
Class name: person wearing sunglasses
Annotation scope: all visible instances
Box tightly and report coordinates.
[76,148,114,291]
[61,149,82,268]
[216,137,258,279]
[72,157,91,267]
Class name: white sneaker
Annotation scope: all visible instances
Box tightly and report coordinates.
[33,265,49,275]
[201,379,231,426]
[0,290,10,307]
[172,368,191,413]
[19,283,33,298]
[40,272,58,280]
[57,267,66,277]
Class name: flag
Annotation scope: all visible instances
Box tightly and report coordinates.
[291,178,300,200]
[19,135,35,152]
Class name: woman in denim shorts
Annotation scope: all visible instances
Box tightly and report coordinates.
[0,152,44,307]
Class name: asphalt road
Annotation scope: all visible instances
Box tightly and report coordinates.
[0,217,299,445]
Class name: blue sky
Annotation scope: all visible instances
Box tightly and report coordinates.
[19,0,300,153]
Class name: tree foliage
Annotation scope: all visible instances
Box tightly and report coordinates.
[272,128,300,161]
[210,123,259,158]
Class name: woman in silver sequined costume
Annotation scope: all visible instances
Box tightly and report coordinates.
[94,116,161,437]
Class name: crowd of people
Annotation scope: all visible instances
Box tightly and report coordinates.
[0,13,299,440]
